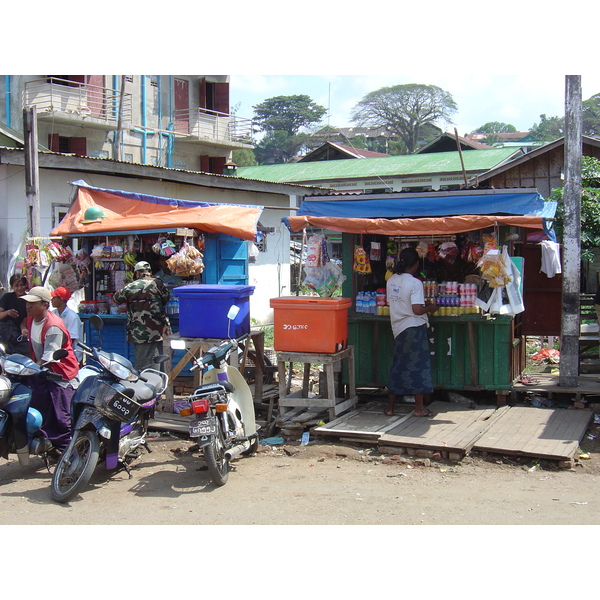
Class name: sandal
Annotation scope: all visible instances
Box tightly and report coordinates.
[518,375,540,385]
[414,408,435,418]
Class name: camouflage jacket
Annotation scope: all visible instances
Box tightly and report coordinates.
[113,277,170,344]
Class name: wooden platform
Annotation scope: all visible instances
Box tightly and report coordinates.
[378,402,505,455]
[313,400,593,462]
[473,406,593,460]
[512,372,600,397]
[312,402,413,443]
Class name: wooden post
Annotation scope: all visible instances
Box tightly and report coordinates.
[559,75,582,388]
[23,107,40,237]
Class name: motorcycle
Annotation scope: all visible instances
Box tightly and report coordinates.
[0,345,68,470]
[171,305,258,486]
[51,315,168,503]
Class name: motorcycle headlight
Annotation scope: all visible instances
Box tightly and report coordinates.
[0,376,11,405]
[97,354,137,381]
[2,359,38,377]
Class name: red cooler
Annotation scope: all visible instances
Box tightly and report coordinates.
[269,296,351,353]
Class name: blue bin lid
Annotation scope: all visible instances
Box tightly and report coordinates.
[173,284,255,297]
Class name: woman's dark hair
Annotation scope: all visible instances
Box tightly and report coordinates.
[394,247,420,274]
[9,274,28,287]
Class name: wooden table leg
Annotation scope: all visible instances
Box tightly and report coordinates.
[325,361,336,421]
[278,360,287,416]
[252,331,265,403]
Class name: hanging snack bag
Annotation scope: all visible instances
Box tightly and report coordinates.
[353,245,371,274]
[306,235,324,268]
[416,241,429,259]
[370,241,381,262]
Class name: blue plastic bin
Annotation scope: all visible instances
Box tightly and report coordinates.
[173,284,255,339]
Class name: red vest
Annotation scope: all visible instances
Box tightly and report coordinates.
[27,310,79,381]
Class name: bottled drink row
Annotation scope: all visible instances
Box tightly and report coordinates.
[355,281,481,317]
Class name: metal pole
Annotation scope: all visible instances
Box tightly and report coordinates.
[115,75,127,161]
[23,106,40,238]
[559,75,582,387]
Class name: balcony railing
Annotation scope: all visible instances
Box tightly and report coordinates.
[173,107,254,146]
[23,77,132,125]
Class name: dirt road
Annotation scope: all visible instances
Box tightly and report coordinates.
[1,433,598,526]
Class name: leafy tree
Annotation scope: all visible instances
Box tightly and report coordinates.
[253,130,312,164]
[252,95,326,164]
[529,93,600,141]
[549,156,600,261]
[350,84,457,154]
[582,93,600,137]
[473,122,517,134]
[253,95,327,136]
[530,113,565,141]
[231,148,257,167]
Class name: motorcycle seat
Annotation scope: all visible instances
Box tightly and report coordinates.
[128,371,167,401]
[192,381,234,396]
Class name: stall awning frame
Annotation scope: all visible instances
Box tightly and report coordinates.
[51,180,264,241]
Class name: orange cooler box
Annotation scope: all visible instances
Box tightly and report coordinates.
[270,297,351,353]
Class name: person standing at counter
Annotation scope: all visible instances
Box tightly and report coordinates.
[385,247,437,418]
[113,261,170,371]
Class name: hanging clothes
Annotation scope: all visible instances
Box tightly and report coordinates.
[540,240,562,278]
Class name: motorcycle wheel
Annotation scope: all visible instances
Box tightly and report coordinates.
[51,430,100,503]
[203,419,229,486]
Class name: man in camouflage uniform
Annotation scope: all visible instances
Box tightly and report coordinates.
[113,261,170,371]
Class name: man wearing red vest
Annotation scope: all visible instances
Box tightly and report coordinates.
[22,286,79,453]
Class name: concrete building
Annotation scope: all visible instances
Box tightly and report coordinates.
[1,75,253,173]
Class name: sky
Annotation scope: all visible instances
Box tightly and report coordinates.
[229,74,600,137]
[9,2,597,144]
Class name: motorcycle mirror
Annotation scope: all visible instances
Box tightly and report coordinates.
[170,339,186,350]
[52,349,68,361]
[227,305,240,321]
[90,315,104,331]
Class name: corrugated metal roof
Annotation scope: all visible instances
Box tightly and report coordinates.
[237,148,521,183]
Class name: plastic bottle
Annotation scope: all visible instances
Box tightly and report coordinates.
[355,292,362,313]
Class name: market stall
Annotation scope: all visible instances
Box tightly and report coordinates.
[284,188,558,404]
[44,180,264,398]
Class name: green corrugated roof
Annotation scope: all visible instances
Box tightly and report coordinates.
[237,148,521,184]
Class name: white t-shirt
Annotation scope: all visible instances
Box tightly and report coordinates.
[53,306,83,361]
[386,272,428,338]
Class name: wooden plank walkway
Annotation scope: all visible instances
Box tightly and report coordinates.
[473,406,593,460]
[377,401,504,455]
[313,401,412,442]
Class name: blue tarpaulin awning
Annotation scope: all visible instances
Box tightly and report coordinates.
[286,189,557,241]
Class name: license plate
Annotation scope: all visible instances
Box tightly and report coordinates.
[189,416,217,437]
[107,395,138,421]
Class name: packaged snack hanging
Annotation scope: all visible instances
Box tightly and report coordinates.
[353,245,371,274]
[306,235,325,268]
[369,241,381,262]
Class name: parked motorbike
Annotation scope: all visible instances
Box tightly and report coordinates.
[171,305,258,486]
[51,316,168,503]
[0,345,68,470]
